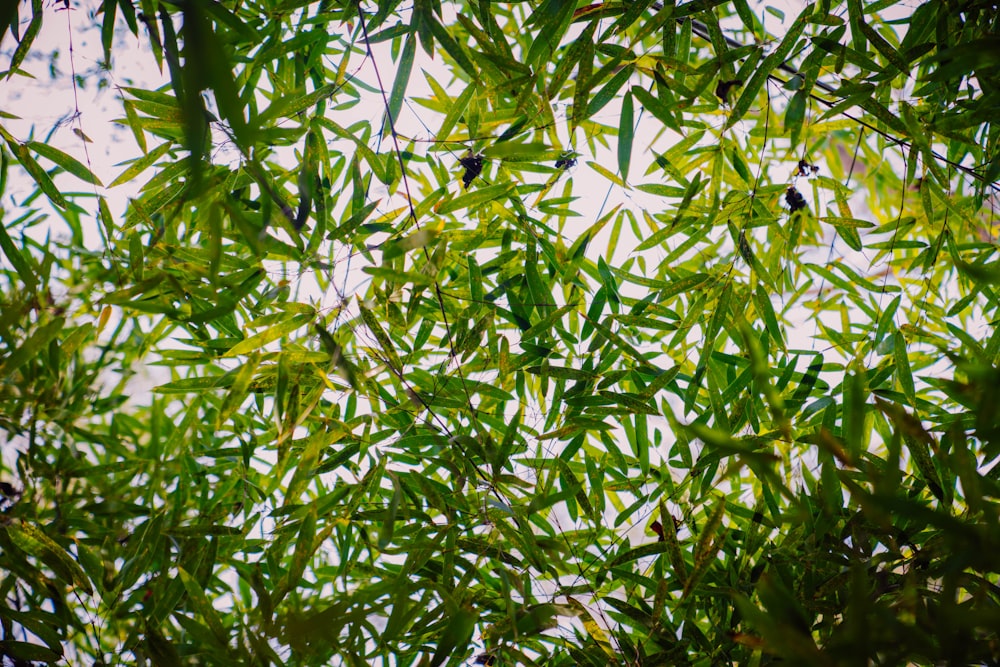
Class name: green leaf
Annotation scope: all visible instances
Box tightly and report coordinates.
[122,100,149,154]
[526,365,598,381]
[6,0,42,79]
[635,183,685,198]
[129,232,144,281]
[683,498,725,599]
[0,217,37,291]
[842,364,868,457]
[525,0,576,69]
[785,89,807,146]
[0,641,61,664]
[587,315,650,367]
[428,602,477,667]
[586,65,634,118]
[436,81,476,142]
[358,302,402,373]
[7,141,67,208]
[753,284,784,349]
[7,519,92,595]
[587,160,626,188]
[27,142,103,186]
[819,216,876,229]
[154,375,235,394]
[521,303,578,341]
[631,85,680,132]
[387,33,417,129]
[178,567,228,643]
[223,313,313,358]
[259,83,339,125]
[618,92,634,182]
[567,597,617,660]
[0,317,64,379]
[660,273,710,300]
[481,142,551,160]
[894,330,916,406]
[437,182,514,215]
[217,355,261,426]
[109,141,173,187]
[856,16,908,73]
[275,506,320,603]
[427,14,478,80]
[606,541,671,570]
[182,3,252,148]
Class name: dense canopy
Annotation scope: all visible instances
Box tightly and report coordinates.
[1,0,999,665]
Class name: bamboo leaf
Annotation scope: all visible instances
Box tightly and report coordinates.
[8,141,67,208]
[259,83,339,125]
[683,499,725,599]
[6,0,42,78]
[109,141,173,187]
[481,142,551,160]
[178,567,227,643]
[0,317,64,379]
[362,266,435,287]
[587,160,626,188]
[0,217,37,291]
[618,92,634,182]
[437,182,515,215]
[223,313,313,358]
[586,65,634,118]
[7,519,92,595]
[154,375,234,394]
[123,100,148,153]
[567,597,617,660]
[387,33,417,129]
[27,142,103,186]
[894,330,916,406]
[358,301,402,373]
[436,81,475,142]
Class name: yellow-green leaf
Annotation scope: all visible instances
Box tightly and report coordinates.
[7,520,93,595]
[28,142,102,186]
[358,302,402,373]
[437,182,515,215]
[10,142,67,208]
[224,313,313,358]
[109,141,173,187]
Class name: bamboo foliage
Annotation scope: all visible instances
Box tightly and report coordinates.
[1,0,999,664]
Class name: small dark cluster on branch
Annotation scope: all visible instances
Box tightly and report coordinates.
[555,155,577,170]
[0,481,22,512]
[459,153,484,188]
[650,520,666,542]
[786,186,808,213]
[797,159,820,177]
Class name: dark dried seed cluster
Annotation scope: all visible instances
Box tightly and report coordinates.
[459,154,484,189]
[797,159,820,177]
[555,156,577,170]
[0,481,22,512]
[786,186,807,213]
